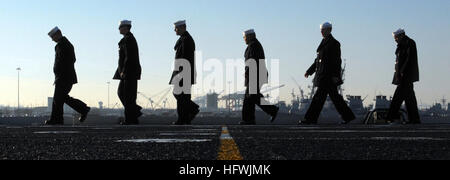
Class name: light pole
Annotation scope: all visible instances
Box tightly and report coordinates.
[107,82,111,109]
[228,81,232,113]
[16,67,21,110]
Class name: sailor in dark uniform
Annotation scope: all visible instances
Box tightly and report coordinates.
[113,20,143,125]
[45,27,90,125]
[387,29,421,124]
[169,20,200,125]
[299,22,355,125]
[241,29,279,125]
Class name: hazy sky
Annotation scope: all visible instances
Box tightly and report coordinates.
[0,0,449,108]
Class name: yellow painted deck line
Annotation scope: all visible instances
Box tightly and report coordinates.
[218,126,244,160]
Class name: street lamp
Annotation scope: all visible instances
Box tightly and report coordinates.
[16,67,21,110]
[107,82,111,109]
[228,81,232,113]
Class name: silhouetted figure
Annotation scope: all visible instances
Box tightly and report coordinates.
[387,29,421,124]
[113,20,142,125]
[240,29,279,125]
[299,22,355,125]
[45,27,90,125]
[169,20,199,125]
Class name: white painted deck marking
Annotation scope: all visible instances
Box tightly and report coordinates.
[34,131,81,134]
[6,127,23,129]
[159,133,217,136]
[116,139,212,143]
[91,128,115,130]
[192,129,218,131]
[260,137,450,141]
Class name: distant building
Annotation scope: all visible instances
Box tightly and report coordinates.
[47,97,52,112]
[206,93,219,111]
[99,101,104,109]
[424,103,447,117]
[278,101,289,114]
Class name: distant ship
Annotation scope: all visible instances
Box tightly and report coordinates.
[372,95,391,110]
[421,98,449,118]
[287,59,368,119]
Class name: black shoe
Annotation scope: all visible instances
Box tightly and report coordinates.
[386,119,404,125]
[188,108,200,122]
[239,121,256,125]
[386,119,394,124]
[119,117,139,125]
[137,106,143,118]
[340,118,355,125]
[270,107,280,123]
[172,121,186,125]
[298,120,317,125]
[44,120,64,126]
[340,120,351,125]
[407,121,421,125]
[120,121,139,126]
[79,107,91,123]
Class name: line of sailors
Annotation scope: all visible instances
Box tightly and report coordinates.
[44,20,421,126]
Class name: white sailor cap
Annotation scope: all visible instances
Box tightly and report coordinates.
[119,20,132,28]
[320,22,332,29]
[393,28,405,36]
[243,29,255,36]
[174,20,186,27]
[48,26,60,37]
